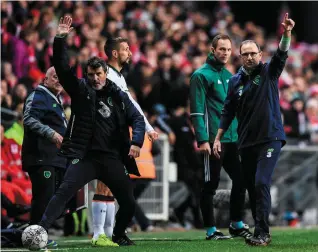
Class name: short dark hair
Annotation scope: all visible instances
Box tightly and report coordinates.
[239,40,261,54]
[86,57,108,73]
[104,37,129,59]
[211,34,232,49]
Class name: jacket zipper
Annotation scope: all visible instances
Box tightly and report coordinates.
[69,115,75,139]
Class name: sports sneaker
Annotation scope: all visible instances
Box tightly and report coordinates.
[47,240,58,247]
[229,223,252,238]
[112,234,135,246]
[91,234,119,247]
[245,233,272,246]
[206,230,232,240]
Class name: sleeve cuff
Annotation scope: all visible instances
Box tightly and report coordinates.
[131,141,142,148]
[219,118,231,131]
[198,141,208,147]
[55,34,67,39]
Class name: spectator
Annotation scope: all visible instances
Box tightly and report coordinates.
[4,103,24,145]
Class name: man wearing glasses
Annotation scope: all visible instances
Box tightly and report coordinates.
[213,13,295,246]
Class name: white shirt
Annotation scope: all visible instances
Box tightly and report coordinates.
[107,65,154,133]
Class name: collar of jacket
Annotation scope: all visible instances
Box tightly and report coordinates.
[238,62,263,77]
[206,52,225,71]
[38,84,62,104]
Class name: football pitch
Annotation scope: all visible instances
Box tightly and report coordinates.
[3,228,318,252]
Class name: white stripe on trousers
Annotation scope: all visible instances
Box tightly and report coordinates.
[204,152,210,182]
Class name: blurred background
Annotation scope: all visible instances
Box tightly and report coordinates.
[1,1,318,236]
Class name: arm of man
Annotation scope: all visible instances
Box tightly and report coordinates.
[53,16,83,97]
[213,78,237,158]
[121,91,145,149]
[125,91,154,133]
[189,73,209,145]
[23,92,62,146]
[268,13,295,80]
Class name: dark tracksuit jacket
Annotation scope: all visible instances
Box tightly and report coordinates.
[53,36,145,175]
[220,48,288,235]
[219,48,288,149]
[39,36,145,235]
[22,85,68,172]
[22,84,68,224]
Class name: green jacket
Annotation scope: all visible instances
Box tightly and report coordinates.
[190,53,238,144]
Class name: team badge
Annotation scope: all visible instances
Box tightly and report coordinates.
[107,97,113,106]
[72,159,79,164]
[253,75,261,86]
[44,171,51,179]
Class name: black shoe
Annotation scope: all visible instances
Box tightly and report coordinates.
[229,224,252,238]
[206,231,232,240]
[245,233,272,246]
[112,234,135,246]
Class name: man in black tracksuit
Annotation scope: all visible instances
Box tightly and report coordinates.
[38,16,145,246]
[213,14,295,246]
[22,67,67,229]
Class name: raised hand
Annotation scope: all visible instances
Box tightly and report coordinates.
[281,13,295,32]
[57,16,74,36]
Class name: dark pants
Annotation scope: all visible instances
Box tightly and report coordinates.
[240,141,282,235]
[132,179,151,231]
[200,142,245,227]
[28,166,65,225]
[39,156,135,237]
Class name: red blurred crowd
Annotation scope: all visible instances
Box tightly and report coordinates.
[1,1,318,225]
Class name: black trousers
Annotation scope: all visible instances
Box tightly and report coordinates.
[132,179,151,231]
[240,141,282,235]
[200,142,245,227]
[28,166,65,225]
[39,156,135,237]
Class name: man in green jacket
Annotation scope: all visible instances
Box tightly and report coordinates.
[190,34,251,240]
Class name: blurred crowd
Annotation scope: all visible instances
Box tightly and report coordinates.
[1,0,318,232]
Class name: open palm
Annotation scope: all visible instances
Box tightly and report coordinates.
[57,16,73,36]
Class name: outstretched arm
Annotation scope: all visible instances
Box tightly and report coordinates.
[53,16,82,97]
[269,13,295,80]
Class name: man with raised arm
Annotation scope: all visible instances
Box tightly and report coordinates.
[213,13,295,246]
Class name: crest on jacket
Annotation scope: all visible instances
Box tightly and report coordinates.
[98,101,111,118]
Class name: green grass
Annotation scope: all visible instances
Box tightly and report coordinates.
[3,228,318,252]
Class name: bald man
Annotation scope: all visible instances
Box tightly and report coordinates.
[22,67,68,246]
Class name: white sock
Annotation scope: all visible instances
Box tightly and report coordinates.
[92,201,107,240]
[104,202,116,237]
